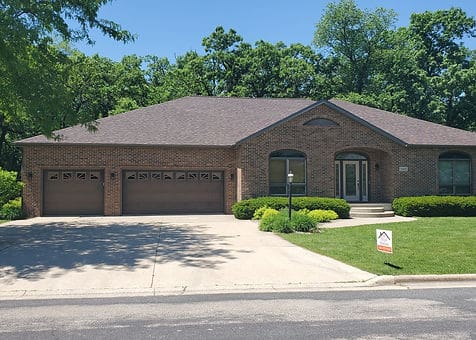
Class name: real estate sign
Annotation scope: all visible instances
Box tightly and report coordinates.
[376,229,393,254]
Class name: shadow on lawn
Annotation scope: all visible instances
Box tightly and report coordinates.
[0,219,243,281]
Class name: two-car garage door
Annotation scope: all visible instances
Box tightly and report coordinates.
[122,170,224,214]
[42,169,224,215]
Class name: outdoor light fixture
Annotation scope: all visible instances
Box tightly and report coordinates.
[110,171,116,179]
[287,172,294,220]
[27,172,33,180]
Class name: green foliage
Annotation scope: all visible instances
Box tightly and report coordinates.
[252,205,270,220]
[290,212,317,232]
[392,196,476,217]
[259,210,318,233]
[0,197,24,220]
[259,209,285,232]
[232,197,350,219]
[0,168,22,207]
[308,209,339,223]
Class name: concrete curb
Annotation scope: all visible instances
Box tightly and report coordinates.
[367,274,476,286]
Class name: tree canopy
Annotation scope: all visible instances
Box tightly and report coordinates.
[1,0,475,172]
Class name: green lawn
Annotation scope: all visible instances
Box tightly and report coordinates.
[279,217,476,275]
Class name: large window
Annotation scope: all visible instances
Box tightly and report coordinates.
[438,152,471,195]
[269,150,306,195]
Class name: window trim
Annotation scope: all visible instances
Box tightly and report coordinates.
[269,150,306,196]
[438,152,471,195]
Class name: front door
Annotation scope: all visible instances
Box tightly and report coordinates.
[343,161,360,201]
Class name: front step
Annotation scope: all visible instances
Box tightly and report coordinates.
[349,203,395,218]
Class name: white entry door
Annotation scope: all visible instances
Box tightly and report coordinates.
[343,161,360,201]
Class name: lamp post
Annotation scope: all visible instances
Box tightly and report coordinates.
[287,172,294,220]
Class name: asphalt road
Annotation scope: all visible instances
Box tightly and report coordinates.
[0,287,474,339]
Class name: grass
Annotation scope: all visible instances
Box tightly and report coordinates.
[279,217,476,275]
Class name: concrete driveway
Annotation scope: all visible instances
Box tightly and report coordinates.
[0,215,375,298]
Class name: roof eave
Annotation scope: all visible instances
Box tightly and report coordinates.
[16,142,234,148]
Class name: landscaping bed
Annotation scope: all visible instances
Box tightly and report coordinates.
[280,217,476,275]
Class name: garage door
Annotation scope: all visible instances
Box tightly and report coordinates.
[43,170,104,216]
[122,170,224,214]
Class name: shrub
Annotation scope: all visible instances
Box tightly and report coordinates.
[252,205,270,220]
[271,214,294,233]
[298,208,311,215]
[1,197,25,220]
[308,209,339,223]
[290,212,316,232]
[232,196,350,219]
[259,209,284,232]
[0,168,23,207]
[392,196,476,217]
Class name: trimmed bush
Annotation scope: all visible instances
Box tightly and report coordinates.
[392,196,476,217]
[1,197,25,220]
[232,196,350,219]
[0,168,23,207]
[290,212,316,232]
[308,209,339,223]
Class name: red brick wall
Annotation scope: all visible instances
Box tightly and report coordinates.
[236,105,476,201]
[21,145,236,216]
[21,104,476,217]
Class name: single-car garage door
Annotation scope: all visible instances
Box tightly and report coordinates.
[43,170,104,216]
[122,170,224,214]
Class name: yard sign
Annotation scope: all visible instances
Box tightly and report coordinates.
[376,229,393,254]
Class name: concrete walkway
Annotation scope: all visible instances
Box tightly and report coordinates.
[0,215,377,299]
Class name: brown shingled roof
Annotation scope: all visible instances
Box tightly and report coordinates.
[328,99,476,147]
[17,96,476,147]
[17,96,315,146]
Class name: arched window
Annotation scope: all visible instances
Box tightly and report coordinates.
[269,150,306,195]
[438,152,471,195]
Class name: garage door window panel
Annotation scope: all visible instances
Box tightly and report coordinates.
[138,172,149,181]
[76,172,86,180]
[48,171,59,181]
[126,171,136,181]
[151,172,161,180]
[62,172,73,181]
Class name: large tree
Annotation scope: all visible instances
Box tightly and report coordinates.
[0,0,133,134]
[313,0,396,94]
[0,0,133,169]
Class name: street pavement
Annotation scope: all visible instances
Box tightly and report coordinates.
[0,288,474,339]
[0,215,377,299]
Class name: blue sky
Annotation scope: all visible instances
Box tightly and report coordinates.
[74,0,476,62]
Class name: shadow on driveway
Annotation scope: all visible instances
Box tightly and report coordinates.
[0,220,241,281]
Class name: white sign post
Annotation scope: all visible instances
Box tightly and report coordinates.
[376,229,393,254]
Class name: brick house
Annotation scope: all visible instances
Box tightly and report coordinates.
[17,96,476,217]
